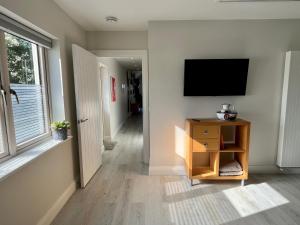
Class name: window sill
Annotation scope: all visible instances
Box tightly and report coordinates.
[0,136,73,182]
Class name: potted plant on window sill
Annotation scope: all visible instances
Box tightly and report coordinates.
[51,120,70,141]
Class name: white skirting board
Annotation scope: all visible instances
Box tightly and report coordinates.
[37,181,77,225]
[248,165,279,174]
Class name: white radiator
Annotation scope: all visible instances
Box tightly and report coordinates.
[277,51,300,167]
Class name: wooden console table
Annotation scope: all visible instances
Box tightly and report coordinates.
[185,118,250,186]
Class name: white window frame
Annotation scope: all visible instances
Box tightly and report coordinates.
[0,75,9,159]
[0,30,52,162]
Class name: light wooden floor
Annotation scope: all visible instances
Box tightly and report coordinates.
[52,115,300,225]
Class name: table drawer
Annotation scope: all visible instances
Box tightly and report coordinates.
[193,139,219,152]
[192,126,219,139]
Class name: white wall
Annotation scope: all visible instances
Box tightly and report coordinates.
[0,0,86,224]
[99,58,129,138]
[87,31,148,50]
[148,20,300,174]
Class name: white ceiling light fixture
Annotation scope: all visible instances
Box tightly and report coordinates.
[105,16,118,23]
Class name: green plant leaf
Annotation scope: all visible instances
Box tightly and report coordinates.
[51,120,71,130]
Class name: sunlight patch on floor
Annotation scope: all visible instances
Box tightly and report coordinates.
[165,180,212,196]
[168,190,240,225]
[167,182,289,225]
[223,182,289,218]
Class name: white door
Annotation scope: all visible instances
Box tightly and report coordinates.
[72,44,102,188]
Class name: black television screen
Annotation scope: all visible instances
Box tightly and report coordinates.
[184,59,249,96]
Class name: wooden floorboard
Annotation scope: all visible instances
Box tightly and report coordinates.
[52,115,300,225]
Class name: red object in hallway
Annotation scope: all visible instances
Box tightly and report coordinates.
[111,76,116,102]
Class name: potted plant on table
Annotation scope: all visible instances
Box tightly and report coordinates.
[51,120,70,141]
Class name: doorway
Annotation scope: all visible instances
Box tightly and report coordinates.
[128,70,143,115]
[95,50,149,164]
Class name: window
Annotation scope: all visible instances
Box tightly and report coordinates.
[0,31,50,160]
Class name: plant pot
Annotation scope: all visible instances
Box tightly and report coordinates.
[52,128,68,140]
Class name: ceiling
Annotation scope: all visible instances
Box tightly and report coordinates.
[53,0,300,31]
[115,57,142,71]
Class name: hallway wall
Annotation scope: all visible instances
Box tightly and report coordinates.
[99,58,129,139]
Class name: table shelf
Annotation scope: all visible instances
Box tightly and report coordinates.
[185,118,250,185]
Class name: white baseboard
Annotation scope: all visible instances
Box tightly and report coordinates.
[248,165,280,174]
[149,165,186,176]
[37,180,77,225]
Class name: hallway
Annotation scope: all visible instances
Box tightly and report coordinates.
[52,115,149,225]
[52,116,300,225]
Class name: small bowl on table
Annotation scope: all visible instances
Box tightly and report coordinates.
[216,112,238,121]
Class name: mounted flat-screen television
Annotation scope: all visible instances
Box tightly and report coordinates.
[184,59,249,96]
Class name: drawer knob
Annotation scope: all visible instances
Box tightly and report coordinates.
[203,130,208,134]
[204,143,208,147]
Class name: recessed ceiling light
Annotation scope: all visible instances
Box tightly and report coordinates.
[105,16,118,23]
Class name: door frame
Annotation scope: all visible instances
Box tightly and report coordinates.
[92,50,149,164]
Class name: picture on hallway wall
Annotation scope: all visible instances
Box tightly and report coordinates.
[111,76,116,102]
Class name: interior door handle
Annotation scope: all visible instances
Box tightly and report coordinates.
[78,118,88,124]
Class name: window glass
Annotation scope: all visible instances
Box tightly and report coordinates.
[5,33,49,145]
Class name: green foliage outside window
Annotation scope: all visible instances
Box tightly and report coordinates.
[5,33,35,84]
